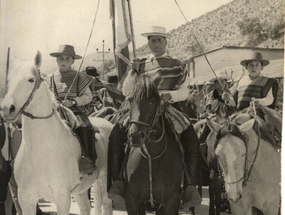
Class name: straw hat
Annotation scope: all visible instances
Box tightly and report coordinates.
[50,45,82,59]
[240,52,270,67]
[141,26,171,38]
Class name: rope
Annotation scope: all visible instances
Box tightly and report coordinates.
[173,0,224,89]
[64,0,101,102]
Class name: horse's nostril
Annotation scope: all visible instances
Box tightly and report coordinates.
[140,131,145,139]
[9,105,15,114]
[238,193,242,200]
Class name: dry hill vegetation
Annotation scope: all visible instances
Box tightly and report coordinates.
[136,0,284,61]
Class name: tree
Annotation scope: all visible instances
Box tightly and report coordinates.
[236,16,267,46]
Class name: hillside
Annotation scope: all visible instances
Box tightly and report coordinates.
[136,0,284,60]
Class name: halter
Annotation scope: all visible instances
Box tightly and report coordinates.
[20,71,54,120]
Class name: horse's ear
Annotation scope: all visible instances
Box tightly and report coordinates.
[238,118,255,132]
[206,118,220,133]
[34,51,42,69]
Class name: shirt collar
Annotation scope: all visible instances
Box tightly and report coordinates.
[149,53,167,59]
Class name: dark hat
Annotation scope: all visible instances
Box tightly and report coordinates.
[240,52,269,67]
[85,66,100,77]
[208,71,231,84]
[106,75,118,84]
[50,45,82,59]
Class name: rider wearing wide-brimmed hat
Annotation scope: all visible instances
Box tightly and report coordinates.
[47,44,97,175]
[223,52,278,110]
[108,26,201,208]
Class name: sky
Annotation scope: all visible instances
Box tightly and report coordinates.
[0,0,233,88]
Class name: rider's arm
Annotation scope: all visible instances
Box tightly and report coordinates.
[255,87,274,106]
[73,87,92,106]
[167,80,189,103]
[122,69,138,97]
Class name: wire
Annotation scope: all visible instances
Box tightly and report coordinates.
[174,0,224,89]
[64,0,101,101]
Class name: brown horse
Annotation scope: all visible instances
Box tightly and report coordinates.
[124,75,183,215]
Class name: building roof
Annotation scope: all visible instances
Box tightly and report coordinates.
[188,45,284,60]
[188,58,284,85]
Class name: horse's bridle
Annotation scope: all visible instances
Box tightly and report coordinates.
[219,120,260,188]
[128,101,167,207]
[19,71,54,120]
[129,101,165,144]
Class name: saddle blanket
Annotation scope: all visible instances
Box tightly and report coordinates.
[165,105,191,134]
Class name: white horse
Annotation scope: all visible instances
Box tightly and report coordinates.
[207,113,281,215]
[1,52,113,215]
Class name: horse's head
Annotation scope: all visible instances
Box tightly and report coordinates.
[1,52,42,122]
[127,75,162,147]
[207,114,254,203]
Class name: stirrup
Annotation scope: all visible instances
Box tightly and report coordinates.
[79,156,97,175]
[182,185,202,208]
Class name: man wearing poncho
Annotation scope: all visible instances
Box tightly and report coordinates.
[108,26,201,208]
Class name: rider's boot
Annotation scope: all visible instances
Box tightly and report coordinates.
[76,126,98,175]
[108,124,127,201]
[180,124,202,208]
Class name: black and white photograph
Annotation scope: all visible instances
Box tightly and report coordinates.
[0,0,283,214]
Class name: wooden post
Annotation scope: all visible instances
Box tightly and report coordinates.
[6,47,10,87]
[126,0,137,58]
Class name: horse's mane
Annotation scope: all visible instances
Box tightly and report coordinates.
[214,122,248,150]
[231,113,278,149]
[250,116,278,149]
[129,74,160,105]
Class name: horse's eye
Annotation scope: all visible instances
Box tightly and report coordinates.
[28,78,35,83]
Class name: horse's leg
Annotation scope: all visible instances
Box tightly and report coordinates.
[214,177,222,215]
[92,181,103,215]
[229,202,247,215]
[125,194,139,215]
[263,202,280,215]
[18,189,38,215]
[162,197,180,215]
[93,178,113,215]
[208,178,215,215]
[137,202,146,215]
[189,207,195,215]
[73,191,91,215]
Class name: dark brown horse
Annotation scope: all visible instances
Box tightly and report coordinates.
[0,116,12,215]
[124,75,183,215]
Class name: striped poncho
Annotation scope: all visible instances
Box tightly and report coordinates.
[47,69,93,113]
[138,55,187,91]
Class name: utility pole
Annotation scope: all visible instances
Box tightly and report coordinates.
[94,40,111,80]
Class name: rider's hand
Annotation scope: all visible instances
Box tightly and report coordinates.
[250,97,260,107]
[62,100,74,108]
[221,92,231,103]
[160,92,171,102]
[131,58,140,75]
